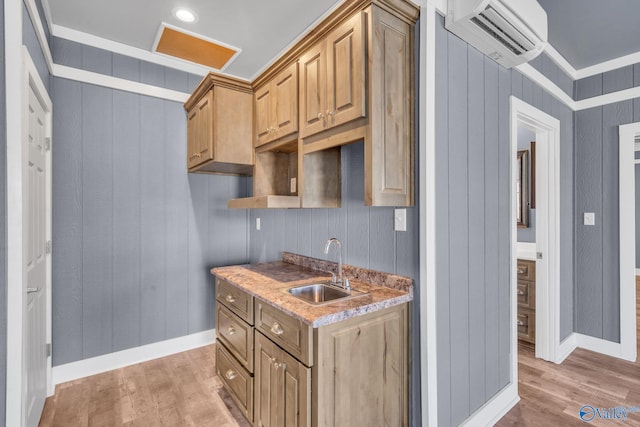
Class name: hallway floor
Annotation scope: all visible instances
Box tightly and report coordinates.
[497,279,640,426]
[39,345,249,427]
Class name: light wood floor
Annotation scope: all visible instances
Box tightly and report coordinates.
[39,346,250,427]
[497,279,640,426]
[41,281,640,426]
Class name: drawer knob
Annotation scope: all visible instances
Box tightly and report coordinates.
[225,369,237,381]
[271,322,284,336]
[227,326,236,336]
[517,320,525,326]
[225,294,236,303]
[517,290,525,296]
[517,268,526,275]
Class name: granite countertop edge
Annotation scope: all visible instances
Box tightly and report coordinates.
[212,254,414,327]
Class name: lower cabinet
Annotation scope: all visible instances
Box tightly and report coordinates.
[255,332,311,427]
[215,278,408,426]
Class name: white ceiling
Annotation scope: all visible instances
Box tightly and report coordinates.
[47,0,342,80]
[46,0,640,79]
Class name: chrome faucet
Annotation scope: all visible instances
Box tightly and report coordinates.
[323,238,350,291]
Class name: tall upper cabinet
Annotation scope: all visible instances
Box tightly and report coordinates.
[184,74,254,175]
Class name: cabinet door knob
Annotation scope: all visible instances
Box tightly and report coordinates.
[225,294,236,303]
[317,113,324,120]
[227,326,236,336]
[271,322,284,335]
[225,369,237,380]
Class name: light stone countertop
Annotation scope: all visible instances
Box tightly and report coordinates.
[211,254,413,328]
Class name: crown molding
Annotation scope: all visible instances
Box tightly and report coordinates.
[515,63,576,110]
[543,43,577,80]
[575,50,640,80]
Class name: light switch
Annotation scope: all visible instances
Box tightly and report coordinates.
[394,209,407,232]
[584,212,595,226]
[256,217,261,230]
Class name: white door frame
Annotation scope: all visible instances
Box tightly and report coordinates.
[510,96,562,364]
[618,122,638,362]
[6,46,53,426]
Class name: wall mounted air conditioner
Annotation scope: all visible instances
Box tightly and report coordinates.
[445,0,547,68]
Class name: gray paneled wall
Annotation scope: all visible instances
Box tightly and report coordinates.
[574,65,640,341]
[529,52,574,99]
[248,141,421,425]
[0,0,7,422]
[435,15,574,426]
[51,51,249,365]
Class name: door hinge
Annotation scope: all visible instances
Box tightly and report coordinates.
[45,137,51,151]
[45,240,52,255]
[536,252,543,260]
[46,343,51,357]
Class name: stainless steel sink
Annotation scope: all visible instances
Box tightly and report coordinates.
[286,283,368,305]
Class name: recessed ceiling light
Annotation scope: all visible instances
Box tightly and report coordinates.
[173,7,197,23]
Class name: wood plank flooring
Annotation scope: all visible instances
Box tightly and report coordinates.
[39,346,250,427]
[497,279,640,426]
[41,280,640,426]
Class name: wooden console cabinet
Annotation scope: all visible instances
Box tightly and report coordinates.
[517,259,536,344]
[215,277,408,426]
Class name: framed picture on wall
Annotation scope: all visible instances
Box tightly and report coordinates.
[530,140,536,209]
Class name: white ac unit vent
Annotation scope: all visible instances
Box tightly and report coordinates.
[446,0,548,68]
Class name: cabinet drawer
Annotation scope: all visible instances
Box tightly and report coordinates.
[255,300,313,366]
[517,307,535,344]
[517,280,535,309]
[217,343,254,423]
[517,260,536,281]
[216,304,254,372]
[216,278,254,325]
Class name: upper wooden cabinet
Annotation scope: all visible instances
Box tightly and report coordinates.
[254,62,299,148]
[184,73,253,175]
[299,12,366,138]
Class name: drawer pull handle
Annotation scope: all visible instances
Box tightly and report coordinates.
[225,294,236,303]
[517,290,525,296]
[225,369,237,381]
[271,322,284,335]
[517,320,525,326]
[517,268,526,275]
[227,326,236,336]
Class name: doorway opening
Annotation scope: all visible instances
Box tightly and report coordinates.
[509,97,561,382]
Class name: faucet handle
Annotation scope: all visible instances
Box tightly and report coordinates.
[329,272,337,283]
[344,278,350,291]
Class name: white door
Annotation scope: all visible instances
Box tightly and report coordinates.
[24,82,48,427]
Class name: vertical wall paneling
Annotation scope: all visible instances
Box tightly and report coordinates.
[165,101,190,339]
[434,17,451,427]
[483,55,500,398]
[0,1,6,420]
[575,107,604,337]
[467,46,485,414]
[111,90,141,352]
[447,32,470,426]
[51,42,248,364]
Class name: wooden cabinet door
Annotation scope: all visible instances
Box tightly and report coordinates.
[255,332,310,427]
[255,84,272,147]
[299,42,327,138]
[326,11,366,129]
[273,62,299,141]
[367,8,413,206]
[188,91,214,168]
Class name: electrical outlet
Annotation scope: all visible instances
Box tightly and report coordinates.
[394,209,407,231]
[256,217,261,230]
[584,212,595,226]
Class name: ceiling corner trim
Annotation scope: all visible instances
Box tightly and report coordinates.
[50,24,215,77]
[575,50,640,80]
[543,43,577,80]
[249,0,344,81]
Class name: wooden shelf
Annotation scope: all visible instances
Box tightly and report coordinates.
[228,196,300,209]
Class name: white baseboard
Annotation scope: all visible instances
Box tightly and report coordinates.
[52,329,216,386]
[460,382,520,427]
[556,333,577,364]
[574,333,633,361]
